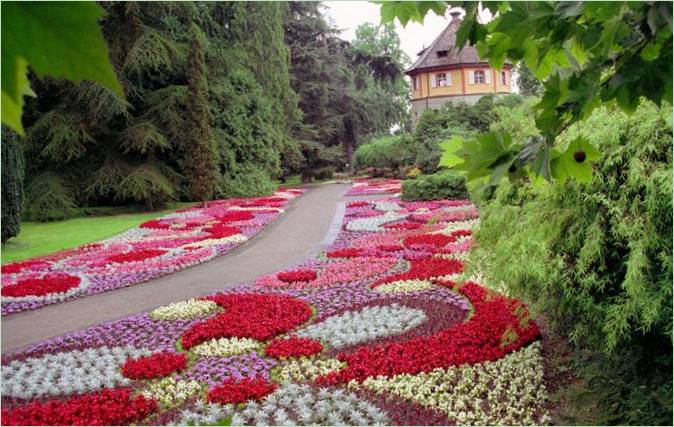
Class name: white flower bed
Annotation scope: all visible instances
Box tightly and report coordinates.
[191,337,262,357]
[172,401,234,426]
[142,377,203,408]
[374,279,434,294]
[356,342,550,425]
[274,356,344,384]
[1,346,151,399]
[149,298,219,321]
[346,212,408,232]
[231,384,389,426]
[296,304,427,349]
[373,201,402,212]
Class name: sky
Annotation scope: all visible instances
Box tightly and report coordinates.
[324,1,455,66]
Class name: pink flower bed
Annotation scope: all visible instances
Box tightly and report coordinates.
[345,178,402,195]
[0,189,303,315]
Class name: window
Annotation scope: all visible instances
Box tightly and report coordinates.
[436,73,448,87]
[436,50,448,58]
[473,70,486,84]
[412,76,418,91]
[501,71,507,85]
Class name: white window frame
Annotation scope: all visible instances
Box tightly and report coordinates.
[436,72,448,87]
[473,69,486,84]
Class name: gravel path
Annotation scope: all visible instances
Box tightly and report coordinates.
[1,183,391,354]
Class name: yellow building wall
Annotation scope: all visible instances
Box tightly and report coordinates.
[410,67,511,99]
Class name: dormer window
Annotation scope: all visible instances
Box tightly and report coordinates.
[436,50,448,58]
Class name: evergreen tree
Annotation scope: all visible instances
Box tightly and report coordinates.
[1,127,25,243]
[184,24,216,203]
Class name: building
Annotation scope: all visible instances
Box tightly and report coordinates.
[406,11,513,127]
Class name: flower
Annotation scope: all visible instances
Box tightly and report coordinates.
[265,337,323,358]
[207,378,277,404]
[1,273,82,298]
[277,269,317,283]
[121,352,187,380]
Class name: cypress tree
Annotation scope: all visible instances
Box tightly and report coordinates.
[184,24,217,203]
[1,126,25,243]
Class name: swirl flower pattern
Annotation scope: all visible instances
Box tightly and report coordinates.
[0,186,549,425]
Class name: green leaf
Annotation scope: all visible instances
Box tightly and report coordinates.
[438,136,464,168]
[1,1,123,104]
[1,57,35,135]
[454,132,513,181]
[550,137,600,182]
[379,1,423,26]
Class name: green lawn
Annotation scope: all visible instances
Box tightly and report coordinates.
[1,203,193,264]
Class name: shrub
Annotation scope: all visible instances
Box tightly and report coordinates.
[354,135,415,171]
[23,172,78,222]
[468,101,672,424]
[1,127,24,242]
[401,171,468,201]
[217,166,276,199]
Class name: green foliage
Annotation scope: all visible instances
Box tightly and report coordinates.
[1,1,122,134]
[354,134,415,170]
[1,127,25,243]
[217,166,276,199]
[184,24,217,202]
[468,101,672,424]
[24,172,78,222]
[382,1,673,184]
[401,170,468,201]
[514,62,542,97]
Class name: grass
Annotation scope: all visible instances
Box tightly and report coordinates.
[1,202,193,264]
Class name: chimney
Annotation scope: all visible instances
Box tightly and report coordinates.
[450,10,462,21]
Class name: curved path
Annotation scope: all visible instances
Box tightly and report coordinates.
[1,183,391,354]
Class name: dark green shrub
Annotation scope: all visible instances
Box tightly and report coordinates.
[468,101,672,424]
[354,134,415,171]
[1,127,25,242]
[217,166,276,199]
[24,172,78,221]
[401,171,468,201]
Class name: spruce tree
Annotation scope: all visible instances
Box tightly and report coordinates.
[184,24,217,203]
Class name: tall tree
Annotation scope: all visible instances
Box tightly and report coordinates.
[184,24,217,203]
[1,126,24,242]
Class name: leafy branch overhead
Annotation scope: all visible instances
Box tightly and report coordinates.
[1,1,123,135]
[380,1,673,184]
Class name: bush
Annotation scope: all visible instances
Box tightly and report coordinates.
[468,101,672,424]
[354,135,415,171]
[217,166,276,199]
[401,171,468,201]
[24,172,78,222]
[1,127,25,242]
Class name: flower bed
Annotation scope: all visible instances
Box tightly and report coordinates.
[0,189,303,315]
[345,178,402,196]
[1,196,550,425]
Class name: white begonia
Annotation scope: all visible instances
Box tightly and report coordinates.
[232,384,389,426]
[274,356,344,384]
[1,346,151,399]
[296,304,427,348]
[191,337,262,357]
[345,212,409,232]
[373,279,434,294]
[172,403,234,426]
[373,201,403,212]
[182,234,248,249]
[142,377,203,408]
[356,342,550,426]
[149,298,219,321]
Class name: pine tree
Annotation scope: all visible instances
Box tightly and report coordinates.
[184,24,217,203]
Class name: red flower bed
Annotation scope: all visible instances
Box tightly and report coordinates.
[277,269,317,283]
[214,211,255,222]
[106,249,167,264]
[451,229,472,238]
[326,248,364,258]
[347,201,369,208]
[181,294,312,349]
[317,281,540,385]
[121,352,187,380]
[203,224,241,239]
[372,258,463,288]
[1,274,81,298]
[207,379,277,405]
[384,222,422,230]
[377,245,404,252]
[265,337,323,358]
[0,387,157,426]
[403,233,456,248]
[139,219,171,230]
[1,260,50,275]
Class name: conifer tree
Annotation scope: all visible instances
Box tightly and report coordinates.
[1,126,25,242]
[184,24,217,203]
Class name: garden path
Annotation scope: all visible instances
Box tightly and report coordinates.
[1,183,391,354]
